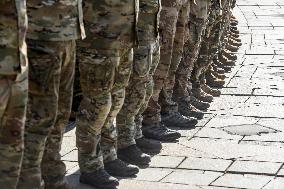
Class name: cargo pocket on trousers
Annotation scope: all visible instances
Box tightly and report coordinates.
[79,56,119,97]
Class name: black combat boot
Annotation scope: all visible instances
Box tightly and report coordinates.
[104,159,139,177]
[219,54,235,66]
[161,112,198,128]
[229,38,242,47]
[177,98,205,119]
[229,35,242,43]
[201,83,221,97]
[189,95,210,111]
[80,169,119,189]
[191,86,214,102]
[211,70,226,80]
[230,21,238,27]
[226,43,239,52]
[142,123,181,141]
[212,58,232,72]
[212,65,226,75]
[45,181,74,189]
[136,137,162,154]
[117,145,151,168]
[222,50,238,61]
[230,31,240,38]
[206,72,226,88]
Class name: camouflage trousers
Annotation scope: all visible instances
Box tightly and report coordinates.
[18,40,76,189]
[219,0,233,51]
[117,41,160,149]
[143,0,190,125]
[76,48,133,173]
[0,71,28,189]
[191,10,221,86]
[173,14,205,104]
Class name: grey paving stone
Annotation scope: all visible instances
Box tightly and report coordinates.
[181,137,284,162]
[160,141,217,159]
[62,149,78,162]
[228,161,282,175]
[205,116,258,128]
[119,180,201,189]
[162,170,222,186]
[194,127,244,140]
[178,157,232,172]
[262,178,284,189]
[220,124,278,136]
[64,161,79,173]
[243,131,284,142]
[207,96,249,114]
[149,155,185,168]
[171,127,201,138]
[212,174,273,189]
[134,168,172,182]
[61,136,77,156]
[232,103,284,118]
[276,168,284,176]
[240,140,284,148]
[199,186,238,189]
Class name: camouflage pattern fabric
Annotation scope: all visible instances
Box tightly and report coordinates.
[134,42,160,140]
[76,48,133,172]
[0,1,28,188]
[78,0,137,50]
[18,1,84,188]
[116,0,161,149]
[143,0,190,126]
[191,0,222,85]
[174,0,210,103]
[219,0,233,51]
[27,0,85,41]
[159,0,190,115]
[17,40,76,189]
[41,41,76,188]
[117,42,160,148]
[75,0,137,173]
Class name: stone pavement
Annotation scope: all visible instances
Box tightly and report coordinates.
[61,1,284,188]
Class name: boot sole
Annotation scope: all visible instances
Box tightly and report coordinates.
[106,169,139,177]
[117,156,150,169]
[139,147,162,154]
[79,178,118,189]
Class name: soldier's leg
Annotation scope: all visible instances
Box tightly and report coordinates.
[41,41,76,189]
[173,9,206,118]
[18,40,68,189]
[116,45,155,166]
[135,41,160,140]
[117,46,151,150]
[101,48,133,162]
[142,2,182,141]
[160,1,190,115]
[76,48,121,188]
[0,72,28,189]
[134,41,162,154]
[142,3,180,127]
[76,49,117,174]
